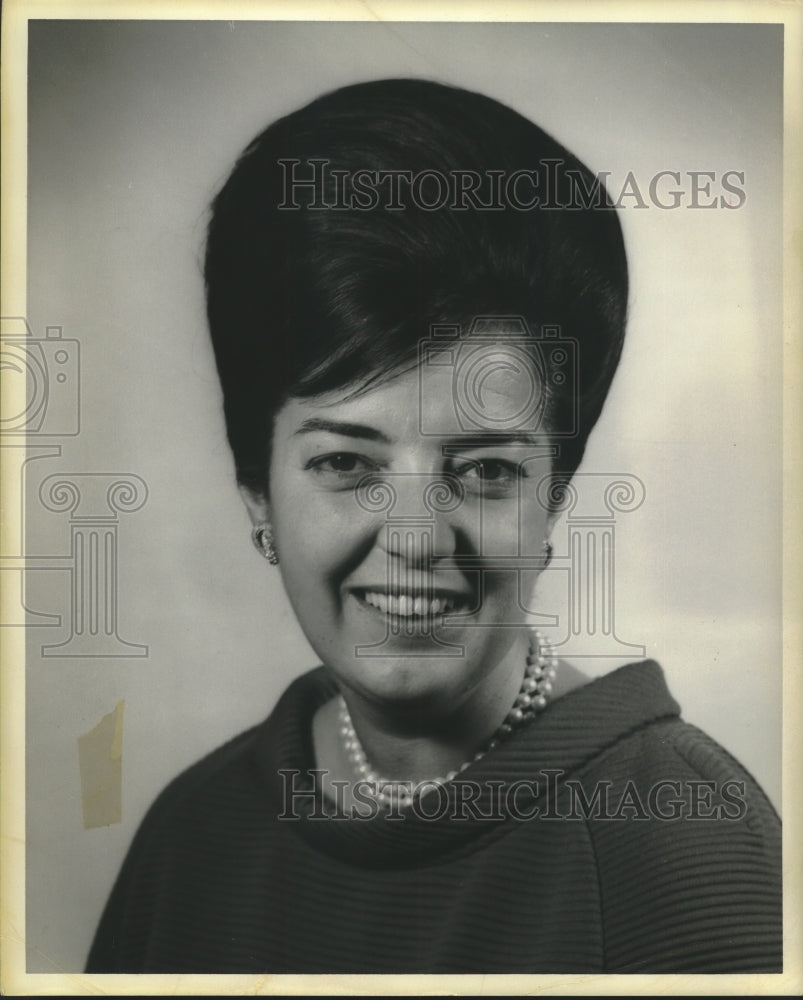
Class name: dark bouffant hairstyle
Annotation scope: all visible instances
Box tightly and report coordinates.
[205,78,628,497]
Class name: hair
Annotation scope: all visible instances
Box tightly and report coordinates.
[204,78,628,500]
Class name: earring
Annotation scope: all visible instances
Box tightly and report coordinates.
[252,523,279,565]
[542,539,553,567]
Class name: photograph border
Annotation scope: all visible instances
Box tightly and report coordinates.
[2,0,801,995]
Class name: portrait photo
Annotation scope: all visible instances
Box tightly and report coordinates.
[2,3,799,995]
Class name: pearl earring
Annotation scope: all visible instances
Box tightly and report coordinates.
[252,523,279,565]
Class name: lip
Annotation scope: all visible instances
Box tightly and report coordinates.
[351,584,472,601]
[350,587,473,623]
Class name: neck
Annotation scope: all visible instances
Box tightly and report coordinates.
[313,629,549,806]
[313,635,591,810]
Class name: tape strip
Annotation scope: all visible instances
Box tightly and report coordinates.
[78,700,124,829]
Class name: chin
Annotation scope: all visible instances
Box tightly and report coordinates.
[336,650,483,718]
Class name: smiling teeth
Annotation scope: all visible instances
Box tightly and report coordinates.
[363,591,456,616]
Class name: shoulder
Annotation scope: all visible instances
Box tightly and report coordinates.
[85,665,331,972]
[106,663,333,885]
[139,720,266,837]
[137,664,331,837]
[574,716,781,972]
[576,713,781,859]
[580,714,778,829]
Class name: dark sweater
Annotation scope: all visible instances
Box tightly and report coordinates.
[86,661,782,974]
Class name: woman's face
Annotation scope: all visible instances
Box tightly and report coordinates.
[250,351,554,718]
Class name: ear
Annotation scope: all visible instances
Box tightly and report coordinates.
[238,484,272,527]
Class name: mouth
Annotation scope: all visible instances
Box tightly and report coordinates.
[352,588,472,621]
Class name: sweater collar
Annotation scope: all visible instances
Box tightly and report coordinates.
[254,660,680,868]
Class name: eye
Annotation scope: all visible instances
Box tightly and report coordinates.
[453,458,524,496]
[318,453,359,472]
[472,460,515,481]
[306,452,378,487]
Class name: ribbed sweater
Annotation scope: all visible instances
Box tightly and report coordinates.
[86,660,782,974]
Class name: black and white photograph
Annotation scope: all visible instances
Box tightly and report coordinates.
[2,2,800,994]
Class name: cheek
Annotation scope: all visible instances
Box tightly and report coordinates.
[272,484,373,578]
[472,497,548,557]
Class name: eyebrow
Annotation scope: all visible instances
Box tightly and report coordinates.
[442,433,552,452]
[293,419,548,451]
[293,417,393,444]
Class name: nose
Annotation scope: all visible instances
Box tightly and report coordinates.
[385,524,437,570]
[358,472,464,563]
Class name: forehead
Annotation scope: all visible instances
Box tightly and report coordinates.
[280,344,546,439]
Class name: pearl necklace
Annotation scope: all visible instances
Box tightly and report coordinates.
[338,629,558,809]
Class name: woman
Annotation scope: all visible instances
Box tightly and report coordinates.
[86,79,781,974]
